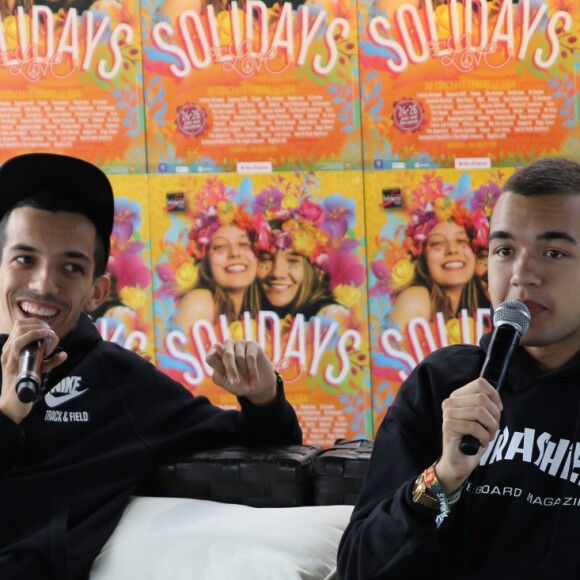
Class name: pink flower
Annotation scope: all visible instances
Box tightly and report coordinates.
[254,214,274,253]
[274,230,292,251]
[298,200,325,227]
[108,253,151,290]
[326,250,366,290]
[471,208,490,251]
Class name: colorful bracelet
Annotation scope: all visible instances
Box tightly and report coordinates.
[424,463,451,527]
[411,462,465,528]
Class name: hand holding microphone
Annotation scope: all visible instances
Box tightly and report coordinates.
[16,339,47,403]
[459,299,531,455]
[0,320,66,424]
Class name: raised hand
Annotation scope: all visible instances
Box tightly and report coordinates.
[206,339,278,406]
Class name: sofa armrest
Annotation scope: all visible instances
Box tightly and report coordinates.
[137,444,322,507]
[137,439,373,507]
[314,438,373,505]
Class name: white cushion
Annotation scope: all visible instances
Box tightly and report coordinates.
[90,497,353,580]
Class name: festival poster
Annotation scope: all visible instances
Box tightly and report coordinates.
[0,0,146,173]
[365,167,515,427]
[358,0,580,171]
[140,0,362,173]
[93,174,156,363]
[148,170,372,446]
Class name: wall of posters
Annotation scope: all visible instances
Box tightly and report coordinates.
[0,0,578,444]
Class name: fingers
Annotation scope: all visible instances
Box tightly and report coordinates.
[206,340,278,405]
[443,407,499,449]
[449,378,503,411]
[206,339,262,389]
[442,378,503,449]
[13,320,59,357]
[205,343,228,387]
[0,320,62,423]
[434,379,505,487]
[2,320,60,376]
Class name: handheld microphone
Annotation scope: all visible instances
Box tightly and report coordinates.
[16,340,46,404]
[459,300,531,456]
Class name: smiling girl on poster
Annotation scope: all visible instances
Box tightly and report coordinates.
[174,198,261,329]
[388,184,495,332]
[254,214,345,321]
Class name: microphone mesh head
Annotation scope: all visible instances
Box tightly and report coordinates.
[493,300,531,335]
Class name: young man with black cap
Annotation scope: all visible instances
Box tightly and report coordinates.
[0,153,302,579]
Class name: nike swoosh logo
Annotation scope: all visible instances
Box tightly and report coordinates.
[45,388,89,408]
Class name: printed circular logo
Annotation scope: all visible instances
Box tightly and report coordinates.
[175,103,208,137]
[391,98,426,133]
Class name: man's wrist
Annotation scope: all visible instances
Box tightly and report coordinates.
[244,372,282,406]
[433,462,468,496]
[411,461,466,527]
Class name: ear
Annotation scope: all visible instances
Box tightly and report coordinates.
[83,274,111,313]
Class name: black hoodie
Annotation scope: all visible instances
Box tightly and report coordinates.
[338,334,580,579]
[0,314,302,579]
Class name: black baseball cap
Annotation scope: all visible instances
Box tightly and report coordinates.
[0,153,114,261]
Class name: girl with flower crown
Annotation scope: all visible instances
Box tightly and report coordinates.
[252,197,350,321]
[389,196,491,331]
[174,201,261,329]
[255,218,343,321]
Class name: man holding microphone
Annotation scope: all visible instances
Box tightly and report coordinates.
[338,157,580,579]
[0,152,301,579]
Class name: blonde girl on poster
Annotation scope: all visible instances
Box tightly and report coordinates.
[254,215,345,321]
[389,193,492,331]
[174,200,261,330]
[251,190,365,323]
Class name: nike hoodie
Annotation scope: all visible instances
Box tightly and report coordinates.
[0,314,302,579]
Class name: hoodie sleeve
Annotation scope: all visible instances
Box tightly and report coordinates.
[104,348,302,457]
[236,374,303,446]
[337,347,482,579]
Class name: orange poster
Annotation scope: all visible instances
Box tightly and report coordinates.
[358,0,580,170]
[140,0,362,173]
[0,0,146,172]
[148,170,371,445]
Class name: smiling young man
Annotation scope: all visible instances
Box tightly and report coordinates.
[0,153,301,580]
[338,157,580,579]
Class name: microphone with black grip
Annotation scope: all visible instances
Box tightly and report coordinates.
[16,340,46,404]
[459,300,531,456]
